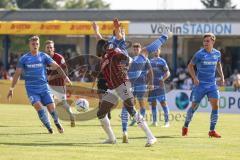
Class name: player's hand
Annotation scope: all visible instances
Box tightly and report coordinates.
[65,77,72,86]
[113,18,121,28]
[193,77,199,86]
[219,78,225,86]
[7,90,13,102]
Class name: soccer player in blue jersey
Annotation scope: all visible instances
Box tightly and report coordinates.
[182,33,225,138]
[121,42,153,143]
[148,48,170,127]
[7,36,72,134]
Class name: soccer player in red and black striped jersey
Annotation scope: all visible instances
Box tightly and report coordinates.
[45,40,75,127]
[96,19,158,147]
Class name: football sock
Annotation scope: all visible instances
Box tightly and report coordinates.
[162,106,169,123]
[50,110,60,124]
[37,109,51,130]
[100,115,116,141]
[121,107,128,133]
[62,100,75,121]
[210,109,219,131]
[184,106,198,128]
[140,107,146,117]
[134,112,155,139]
[151,105,157,122]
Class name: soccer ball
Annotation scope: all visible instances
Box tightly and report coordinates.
[75,98,89,112]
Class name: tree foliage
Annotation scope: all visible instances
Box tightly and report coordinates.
[201,0,236,8]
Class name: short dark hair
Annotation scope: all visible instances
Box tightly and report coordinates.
[96,39,108,57]
[133,42,141,48]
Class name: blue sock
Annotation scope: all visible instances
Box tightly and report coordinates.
[151,106,157,123]
[121,107,129,132]
[162,106,169,123]
[210,110,219,131]
[37,109,51,130]
[146,35,168,53]
[184,106,198,128]
[140,107,146,117]
[50,110,59,124]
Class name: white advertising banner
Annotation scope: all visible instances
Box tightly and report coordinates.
[129,22,240,36]
[166,90,240,114]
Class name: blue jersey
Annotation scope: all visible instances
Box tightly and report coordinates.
[17,52,54,94]
[150,57,169,87]
[192,48,221,88]
[108,36,128,55]
[128,54,151,84]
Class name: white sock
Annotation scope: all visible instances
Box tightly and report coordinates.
[134,112,155,140]
[100,115,116,141]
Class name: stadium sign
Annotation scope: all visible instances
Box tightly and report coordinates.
[130,22,240,35]
[0,21,129,35]
[166,90,240,113]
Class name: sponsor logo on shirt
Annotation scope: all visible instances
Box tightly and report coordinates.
[26,63,43,68]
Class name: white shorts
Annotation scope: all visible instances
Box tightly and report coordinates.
[102,81,134,105]
[49,85,67,101]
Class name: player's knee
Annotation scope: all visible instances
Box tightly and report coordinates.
[123,98,134,108]
[97,109,106,119]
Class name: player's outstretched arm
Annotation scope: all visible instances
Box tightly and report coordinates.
[141,24,171,55]
[49,61,72,85]
[92,22,103,40]
[217,61,225,86]
[7,68,22,101]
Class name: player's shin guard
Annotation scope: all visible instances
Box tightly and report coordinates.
[121,107,129,133]
[151,105,157,123]
[37,109,51,130]
[184,106,198,128]
[99,115,116,142]
[134,112,155,140]
[210,109,219,131]
[162,106,169,123]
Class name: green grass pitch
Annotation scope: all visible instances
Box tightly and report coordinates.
[0,104,239,160]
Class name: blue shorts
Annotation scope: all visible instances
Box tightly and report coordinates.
[27,90,54,106]
[148,88,166,103]
[190,85,219,103]
[133,84,147,101]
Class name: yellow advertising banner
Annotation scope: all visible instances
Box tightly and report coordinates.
[0,20,129,35]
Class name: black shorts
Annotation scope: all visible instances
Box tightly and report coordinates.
[97,73,108,94]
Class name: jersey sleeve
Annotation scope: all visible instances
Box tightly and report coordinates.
[191,52,200,65]
[162,59,169,72]
[16,57,24,69]
[145,58,152,70]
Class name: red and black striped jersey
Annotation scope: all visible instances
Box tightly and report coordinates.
[101,49,129,89]
[47,53,67,86]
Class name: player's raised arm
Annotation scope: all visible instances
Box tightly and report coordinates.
[113,18,123,40]
[92,21,103,40]
[7,68,22,101]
